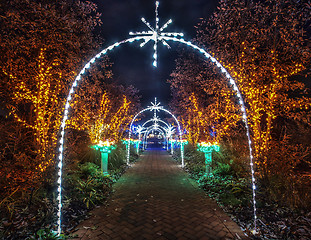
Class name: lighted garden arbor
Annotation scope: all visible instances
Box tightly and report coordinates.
[142,126,166,149]
[141,123,171,150]
[133,117,175,152]
[55,0,258,235]
[139,112,176,151]
[127,98,184,165]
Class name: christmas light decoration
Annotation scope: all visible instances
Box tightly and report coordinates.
[56,1,258,235]
[142,117,170,129]
[169,139,177,155]
[133,125,145,153]
[134,116,175,152]
[166,125,175,150]
[91,140,116,175]
[142,125,166,149]
[6,49,63,173]
[197,142,220,176]
[127,98,184,166]
[129,1,183,67]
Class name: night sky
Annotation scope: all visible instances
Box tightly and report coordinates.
[92,0,218,106]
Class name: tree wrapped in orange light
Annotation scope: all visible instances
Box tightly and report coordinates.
[106,95,133,142]
[169,53,240,145]
[169,0,310,186]
[0,0,105,192]
[4,49,62,172]
[195,0,310,175]
[68,71,138,146]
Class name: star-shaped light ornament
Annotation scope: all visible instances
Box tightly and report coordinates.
[136,125,145,135]
[151,116,160,123]
[148,98,163,112]
[166,125,175,137]
[129,1,184,67]
[153,122,159,129]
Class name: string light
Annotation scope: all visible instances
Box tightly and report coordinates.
[91,140,116,156]
[56,1,258,235]
[134,117,176,152]
[142,117,170,129]
[197,141,220,152]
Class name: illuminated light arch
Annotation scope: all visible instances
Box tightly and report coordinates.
[133,116,176,151]
[142,126,167,149]
[142,121,168,146]
[56,0,257,235]
[142,118,170,129]
[127,98,184,166]
[142,124,171,149]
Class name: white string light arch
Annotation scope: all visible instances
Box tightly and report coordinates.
[142,125,167,148]
[55,0,258,235]
[142,118,170,129]
[133,114,176,152]
[127,98,184,166]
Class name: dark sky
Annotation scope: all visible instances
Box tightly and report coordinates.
[92,0,218,106]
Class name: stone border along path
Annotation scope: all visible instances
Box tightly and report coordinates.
[71,149,249,240]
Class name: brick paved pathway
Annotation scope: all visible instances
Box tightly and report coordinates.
[71,150,248,240]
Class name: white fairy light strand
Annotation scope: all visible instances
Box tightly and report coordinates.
[56,1,257,235]
[56,36,147,236]
[142,118,170,129]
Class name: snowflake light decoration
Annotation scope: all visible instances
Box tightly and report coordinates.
[129,1,184,67]
[148,97,163,112]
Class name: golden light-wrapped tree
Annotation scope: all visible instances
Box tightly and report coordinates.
[68,69,139,147]
[195,0,310,176]
[4,49,63,172]
[169,0,310,197]
[169,53,241,145]
[0,0,103,191]
[69,89,135,145]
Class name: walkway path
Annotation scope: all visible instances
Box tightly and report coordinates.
[71,150,248,239]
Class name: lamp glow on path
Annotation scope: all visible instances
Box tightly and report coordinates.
[197,142,220,176]
[90,140,115,175]
[56,1,258,235]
